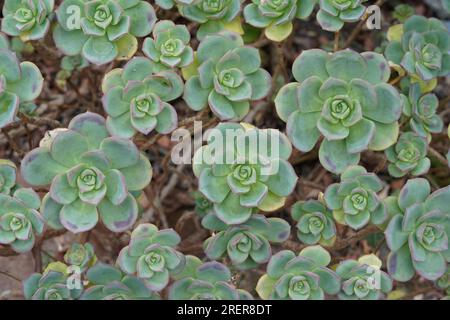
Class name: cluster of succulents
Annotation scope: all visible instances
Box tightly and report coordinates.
[24,270,83,300]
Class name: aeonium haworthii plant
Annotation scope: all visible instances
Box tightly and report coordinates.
[275,49,403,174]
[64,242,97,272]
[0,159,17,195]
[317,0,367,32]
[20,112,153,233]
[101,57,183,138]
[193,122,298,225]
[24,269,83,300]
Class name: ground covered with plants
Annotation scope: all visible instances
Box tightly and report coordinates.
[0,0,449,300]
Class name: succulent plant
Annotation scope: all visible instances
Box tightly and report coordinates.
[324,166,387,230]
[385,132,430,178]
[275,49,402,174]
[21,112,152,233]
[0,188,44,253]
[64,242,97,272]
[193,122,298,225]
[184,32,271,121]
[155,0,196,10]
[1,0,54,41]
[0,48,43,129]
[336,254,393,300]
[0,159,17,195]
[256,246,340,300]
[53,0,156,65]
[61,54,89,72]
[402,84,443,141]
[142,20,194,69]
[437,267,450,296]
[117,223,185,291]
[316,0,367,32]
[178,0,241,39]
[193,191,215,218]
[385,15,450,81]
[81,263,159,300]
[169,257,251,299]
[392,4,415,23]
[101,57,182,138]
[203,214,291,269]
[243,0,316,41]
[24,270,83,300]
[384,178,450,281]
[291,199,336,245]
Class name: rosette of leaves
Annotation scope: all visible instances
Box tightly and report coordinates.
[20,112,152,233]
[81,263,159,300]
[193,122,298,225]
[0,159,17,195]
[384,178,450,281]
[0,188,44,253]
[402,84,443,141]
[193,191,214,218]
[0,48,43,129]
[142,20,194,69]
[392,4,414,23]
[437,267,450,296]
[316,0,367,32]
[24,270,83,300]
[184,32,271,121]
[202,214,291,269]
[385,15,450,81]
[155,0,196,10]
[291,199,336,245]
[117,223,185,291]
[324,165,387,230]
[169,258,251,299]
[256,246,341,300]
[1,0,54,41]
[385,132,430,178]
[64,243,97,272]
[61,55,89,72]
[178,0,241,39]
[101,57,182,138]
[336,254,393,300]
[243,0,316,42]
[53,0,156,65]
[275,49,402,173]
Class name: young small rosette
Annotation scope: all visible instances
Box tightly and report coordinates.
[193,191,215,218]
[384,178,450,281]
[385,132,430,178]
[64,242,97,272]
[436,267,450,296]
[101,57,182,138]
[24,270,83,300]
[193,122,298,225]
[275,49,402,174]
[243,0,316,41]
[53,0,156,65]
[291,199,336,245]
[1,0,54,41]
[0,159,17,195]
[256,246,341,300]
[385,15,450,81]
[203,214,291,269]
[317,0,367,32]
[81,263,159,300]
[184,32,272,121]
[324,165,387,230]
[21,112,153,234]
[142,20,194,69]
[117,223,185,291]
[336,254,392,300]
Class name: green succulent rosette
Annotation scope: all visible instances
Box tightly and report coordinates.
[61,54,89,72]
[392,4,414,23]
[24,270,83,300]
[184,32,271,121]
[20,112,153,234]
[336,254,393,300]
[193,191,215,218]
[275,49,402,174]
[142,20,194,69]
[101,57,182,138]
[64,242,97,272]
[291,199,336,245]
[384,178,450,282]
[243,0,316,41]
[0,159,17,195]
[203,214,291,269]
[324,165,387,230]
[53,0,156,65]
[117,223,186,291]
[1,0,54,41]
[436,267,450,296]
[81,263,159,300]
[385,132,430,178]
[155,0,197,10]
[193,122,298,225]
[316,0,367,32]
[0,188,44,253]
[385,15,450,81]
[256,246,341,300]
